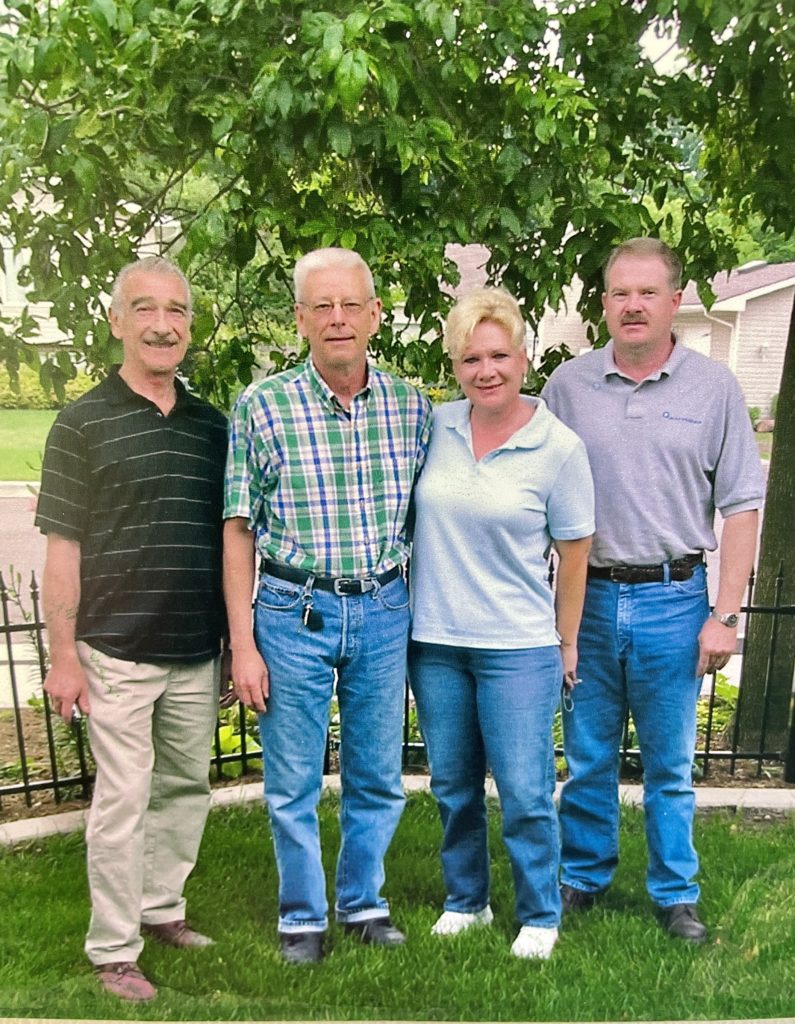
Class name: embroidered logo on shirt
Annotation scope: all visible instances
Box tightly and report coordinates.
[662,411,703,424]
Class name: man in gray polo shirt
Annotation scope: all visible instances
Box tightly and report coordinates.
[542,237,764,942]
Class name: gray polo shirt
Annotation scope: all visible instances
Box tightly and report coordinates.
[542,341,765,567]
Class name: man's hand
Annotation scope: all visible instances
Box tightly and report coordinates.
[44,662,90,724]
[231,645,270,712]
[560,642,581,693]
[697,616,736,677]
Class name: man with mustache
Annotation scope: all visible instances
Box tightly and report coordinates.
[224,247,432,964]
[543,238,764,942]
[36,257,228,1001]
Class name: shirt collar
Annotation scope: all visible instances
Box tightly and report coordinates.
[601,336,686,383]
[104,365,192,409]
[305,357,372,413]
[447,395,550,451]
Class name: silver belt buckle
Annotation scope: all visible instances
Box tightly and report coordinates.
[333,577,377,595]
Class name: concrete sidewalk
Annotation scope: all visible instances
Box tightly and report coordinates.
[0,481,37,498]
[2,776,794,847]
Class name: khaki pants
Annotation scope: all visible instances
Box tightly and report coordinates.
[79,643,218,965]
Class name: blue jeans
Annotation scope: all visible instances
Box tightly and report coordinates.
[409,642,562,928]
[254,571,410,933]
[559,566,708,907]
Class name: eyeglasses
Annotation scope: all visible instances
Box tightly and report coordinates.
[298,298,373,319]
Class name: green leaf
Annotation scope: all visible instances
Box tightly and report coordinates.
[499,207,522,235]
[344,9,370,39]
[272,78,292,119]
[90,0,118,29]
[335,50,369,111]
[535,119,555,144]
[212,113,233,141]
[321,21,344,72]
[33,38,64,79]
[426,117,454,143]
[439,9,456,42]
[328,122,352,157]
[379,68,400,111]
[74,111,101,140]
[72,155,97,194]
[340,229,357,249]
[496,143,524,183]
[6,59,22,97]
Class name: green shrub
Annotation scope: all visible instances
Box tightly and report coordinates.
[0,362,95,409]
[748,405,761,427]
[770,392,778,418]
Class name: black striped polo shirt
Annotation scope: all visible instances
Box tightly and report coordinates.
[36,366,228,663]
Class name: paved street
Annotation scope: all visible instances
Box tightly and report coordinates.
[0,487,46,599]
[1,485,47,706]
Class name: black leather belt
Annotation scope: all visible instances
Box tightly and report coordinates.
[587,553,703,584]
[262,559,402,596]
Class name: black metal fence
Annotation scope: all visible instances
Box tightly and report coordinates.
[2,568,794,815]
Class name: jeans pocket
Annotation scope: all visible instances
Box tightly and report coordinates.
[670,571,708,597]
[256,577,303,611]
[374,576,410,611]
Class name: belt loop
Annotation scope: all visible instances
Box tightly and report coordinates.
[662,562,671,586]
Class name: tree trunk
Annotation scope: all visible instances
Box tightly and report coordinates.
[737,294,795,755]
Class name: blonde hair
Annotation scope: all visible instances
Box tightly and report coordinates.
[444,287,526,361]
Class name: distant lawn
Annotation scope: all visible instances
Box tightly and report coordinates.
[755,431,773,462]
[0,409,57,481]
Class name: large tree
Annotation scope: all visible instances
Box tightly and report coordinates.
[1,0,792,750]
[1,0,737,401]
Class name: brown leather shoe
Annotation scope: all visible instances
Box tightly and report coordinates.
[94,961,156,1002]
[142,919,214,948]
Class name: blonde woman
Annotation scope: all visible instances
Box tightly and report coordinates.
[409,288,594,959]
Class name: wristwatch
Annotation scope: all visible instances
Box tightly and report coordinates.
[711,610,739,628]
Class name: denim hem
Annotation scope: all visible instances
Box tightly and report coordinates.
[335,907,390,924]
[560,881,604,895]
[277,920,327,934]
[653,897,699,910]
[443,901,491,915]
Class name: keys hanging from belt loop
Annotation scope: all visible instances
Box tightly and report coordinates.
[301,576,324,632]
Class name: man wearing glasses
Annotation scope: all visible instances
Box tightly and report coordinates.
[223,247,432,964]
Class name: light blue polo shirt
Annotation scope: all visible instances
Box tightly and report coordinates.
[410,397,595,649]
[542,341,765,567]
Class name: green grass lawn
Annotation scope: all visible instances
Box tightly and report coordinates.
[755,431,774,461]
[2,791,794,1021]
[0,409,57,481]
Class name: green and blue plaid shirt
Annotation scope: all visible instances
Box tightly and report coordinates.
[224,359,432,577]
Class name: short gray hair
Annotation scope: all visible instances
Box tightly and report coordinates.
[603,237,682,292]
[444,287,526,361]
[110,257,192,316]
[293,247,376,302]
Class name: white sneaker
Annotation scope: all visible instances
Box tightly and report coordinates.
[431,905,494,936]
[510,925,558,960]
